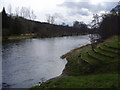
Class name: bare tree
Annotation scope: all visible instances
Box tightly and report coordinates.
[20,7,29,19]
[15,7,20,17]
[89,14,101,50]
[46,14,50,23]
[20,7,25,18]
[91,14,100,29]
[46,14,55,24]
[7,4,12,15]
[19,7,36,20]
[51,16,55,24]
[30,10,36,20]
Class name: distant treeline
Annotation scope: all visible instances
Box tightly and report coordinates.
[1,8,89,38]
[2,2,120,40]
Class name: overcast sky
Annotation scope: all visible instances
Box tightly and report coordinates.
[0,0,119,25]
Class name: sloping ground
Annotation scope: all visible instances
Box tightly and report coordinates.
[32,74,119,88]
[31,35,120,88]
[61,36,120,76]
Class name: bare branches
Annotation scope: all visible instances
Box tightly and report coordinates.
[91,14,100,29]
[30,10,36,20]
[20,7,30,19]
[7,5,37,20]
[15,7,20,17]
[7,4,12,16]
[46,14,55,24]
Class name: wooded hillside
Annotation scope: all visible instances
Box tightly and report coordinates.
[1,8,88,38]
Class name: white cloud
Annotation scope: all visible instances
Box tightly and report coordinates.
[0,0,119,25]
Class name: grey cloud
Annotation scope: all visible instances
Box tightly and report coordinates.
[58,1,118,14]
[68,8,92,16]
[53,13,64,18]
[53,13,68,22]
[77,10,90,16]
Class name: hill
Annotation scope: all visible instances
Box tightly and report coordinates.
[1,8,88,40]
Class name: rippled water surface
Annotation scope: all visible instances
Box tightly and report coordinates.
[2,35,90,88]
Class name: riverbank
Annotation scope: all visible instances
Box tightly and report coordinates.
[2,33,87,42]
[2,34,37,41]
[31,35,119,88]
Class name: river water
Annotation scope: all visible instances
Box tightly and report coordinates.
[2,35,90,88]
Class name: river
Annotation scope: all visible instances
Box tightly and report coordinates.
[2,35,90,88]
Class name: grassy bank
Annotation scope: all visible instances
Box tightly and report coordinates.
[2,33,37,41]
[2,33,87,42]
[31,35,120,89]
[33,74,119,88]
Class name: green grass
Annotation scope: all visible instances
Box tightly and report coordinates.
[88,50,113,63]
[100,45,119,53]
[32,74,119,88]
[81,53,98,65]
[95,48,117,57]
[106,42,120,48]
